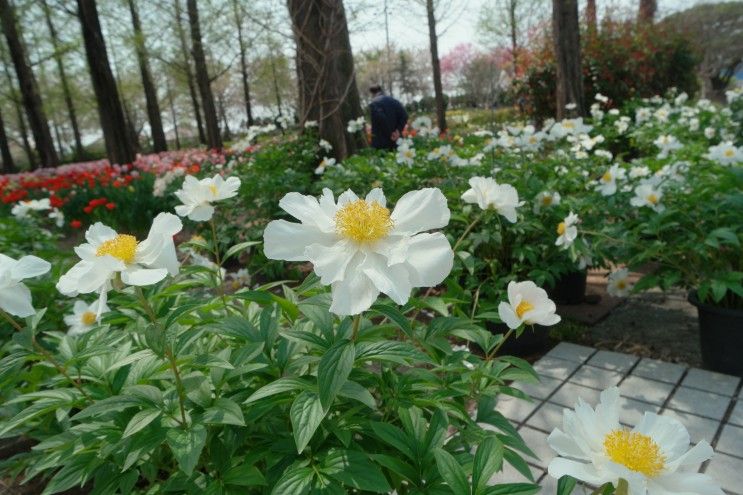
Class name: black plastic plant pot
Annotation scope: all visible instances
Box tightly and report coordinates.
[688,291,743,377]
[547,269,587,305]
[485,321,550,356]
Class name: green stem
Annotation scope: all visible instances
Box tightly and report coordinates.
[452,213,485,253]
[615,479,629,495]
[351,314,361,341]
[210,218,229,312]
[487,327,515,360]
[135,287,188,427]
[0,308,91,401]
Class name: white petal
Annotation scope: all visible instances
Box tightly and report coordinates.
[547,428,592,460]
[188,204,215,222]
[391,188,450,234]
[498,301,521,329]
[11,256,51,280]
[279,192,334,231]
[149,212,183,237]
[362,253,412,305]
[0,284,35,317]
[305,241,357,285]
[547,458,608,486]
[85,222,117,247]
[634,413,690,463]
[337,189,359,207]
[401,233,453,287]
[329,256,379,316]
[665,441,714,472]
[121,267,168,286]
[365,188,387,207]
[263,220,337,262]
[649,471,724,495]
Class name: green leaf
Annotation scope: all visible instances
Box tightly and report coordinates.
[42,453,101,495]
[318,339,355,409]
[457,250,475,275]
[271,465,315,495]
[433,448,470,495]
[370,303,412,336]
[223,464,266,487]
[370,422,416,461]
[223,240,261,262]
[355,340,428,365]
[244,377,312,404]
[556,475,577,495]
[203,397,245,426]
[234,290,299,320]
[338,380,376,409]
[322,449,391,493]
[166,424,207,476]
[290,391,327,453]
[123,409,162,438]
[473,436,504,494]
[482,483,540,495]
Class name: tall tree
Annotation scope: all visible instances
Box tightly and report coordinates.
[77,0,135,165]
[41,0,84,159]
[165,76,181,149]
[128,0,167,152]
[425,0,447,132]
[1,53,34,167]
[0,0,59,167]
[586,0,597,35]
[174,0,205,144]
[231,0,254,127]
[288,0,365,160]
[638,0,656,25]
[552,0,585,119]
[0,105,16,172]
[187,0,221,149]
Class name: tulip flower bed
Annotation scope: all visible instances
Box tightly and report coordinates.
[0,88,741,494]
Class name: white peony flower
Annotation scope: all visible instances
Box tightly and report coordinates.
[653,135,682,159]
[630,184,665,213]
[704,127,716,139]
[555,212,579,249]
[396,143,416,166]
[263,188,454,316]
[498,280,561,329]
[319,139,333,152]
[533,191,561,214]
[346,116,366,133]
[461,176,523,223]
[57,213,182,309]
[64,299,110,336]
[706,141,742,166]
[11,198,51,219]
[314,157,336,175]
[607,268,633,297]
[174,174,241,222]
[629,166,651,179]
[547,387,722,495]
[595,164,626,196]
[0,254,51,317]
[304,120,318,128]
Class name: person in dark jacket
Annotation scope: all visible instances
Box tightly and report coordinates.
[368,85,408,150]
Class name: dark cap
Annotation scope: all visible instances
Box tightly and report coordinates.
[369,84,383,95]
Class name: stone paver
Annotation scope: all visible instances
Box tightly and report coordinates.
[569,365,623,390]
[705,452,743,495]
[631,357,685,384]
[668,387,731,421]
[619,375,675,405]
[532,356,581,380]
[587,350,638,374]
[729,400,743,427]
[546,342,594,363]
[682,368,740,397]
[492,343,743,492]
[716,424,743,459]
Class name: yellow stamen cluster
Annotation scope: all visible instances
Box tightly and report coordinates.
[209,183,219,196]
[542,196,553,206]
[81,311,97,326]
[335,199,393,243]
[516,300,534,318]
[647,194,658,205]
[96,234,138,263]
[616,280,627,290]
[602,171,612,182]
[724,149,734,157]
[604,430,665,477]
[557,222,567,235]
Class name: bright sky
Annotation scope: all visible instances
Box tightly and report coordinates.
[349,0,735,55]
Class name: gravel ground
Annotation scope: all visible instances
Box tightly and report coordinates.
[580,289,703,367]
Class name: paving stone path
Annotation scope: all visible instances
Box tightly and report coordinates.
[490,342,743,494]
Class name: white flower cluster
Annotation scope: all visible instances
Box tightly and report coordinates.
[11,198,65,227]
[346,116,366,133]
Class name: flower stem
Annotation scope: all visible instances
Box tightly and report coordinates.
[0,308,91,401]
[210,218,229,312]
[452,213,484,253]
[487,327,515,360]
[135,287,188,427]
[351,314,361,341]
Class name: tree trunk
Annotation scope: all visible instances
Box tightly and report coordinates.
[0,0,59,167]
[270,54,283,118]
[76,0,135,165]
[52,118,65,161]
[41,0,84,159]
[586,0,597,35]
[187,0,221,149]
[217,91,231,141]
[425,0,447,133]
[166,76,180,149]
[287,0,365,161]
[509,0,518,77]
[128,0,167,152]
[174,0,205,144]
[637,0,656,25]
[552,0,585,119]
[231,0,254,127]
[0,106,16,173]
